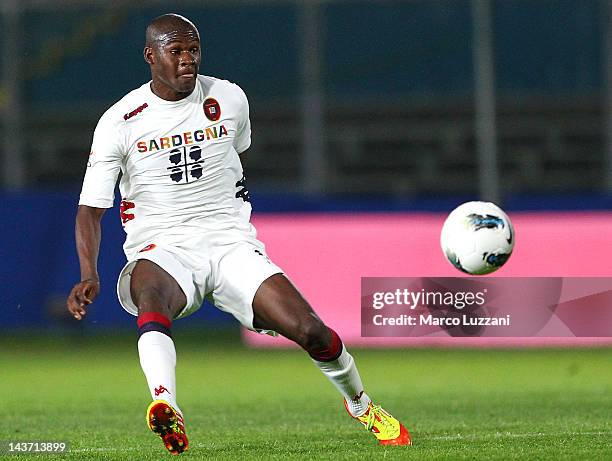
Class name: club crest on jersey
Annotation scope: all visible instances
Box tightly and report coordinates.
[203,98,221,121]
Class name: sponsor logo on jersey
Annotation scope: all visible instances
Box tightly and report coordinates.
[136,125,228,153]
[203,98,221,121]
[123,102,149,121]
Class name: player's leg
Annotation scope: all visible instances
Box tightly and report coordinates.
[131,259,185,410]
[130,259,189,454]
[252,274,368,407]
[211,241,411,446]
[252,274,411,446]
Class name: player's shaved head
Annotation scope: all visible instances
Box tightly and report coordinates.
[146,13,199,48]
[144,14,201,101]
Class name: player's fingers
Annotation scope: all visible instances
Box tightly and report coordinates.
[74,287,90,306]
[67,286,88,319]
[68,296,82,312]
[74,294,86,308]
[67,289,80,311]
[83,283,98,305]
[67,300,82,320]
[82,289,93,305]
[67,300,78,316]
[73,303,86,319]
[76,288,92,314]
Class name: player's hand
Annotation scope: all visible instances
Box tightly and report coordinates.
[67,279,100,320]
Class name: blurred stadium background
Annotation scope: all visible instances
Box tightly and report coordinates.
[4,2,612,459]
[2,0,612,333]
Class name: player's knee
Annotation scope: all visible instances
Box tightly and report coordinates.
[299,323,343,362]
[295,316,329,352]
[134,286,173,318]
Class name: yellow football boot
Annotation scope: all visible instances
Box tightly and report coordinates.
[146,400,189,455]
[345,400,412,446]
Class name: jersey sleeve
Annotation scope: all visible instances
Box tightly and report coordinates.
[233,84,251,154]
[78,113,125,208]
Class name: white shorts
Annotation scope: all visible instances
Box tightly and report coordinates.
[116,228,283,330]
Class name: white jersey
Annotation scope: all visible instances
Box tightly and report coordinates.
[79,75,253,257]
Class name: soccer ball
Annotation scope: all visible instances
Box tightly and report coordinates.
[440,201,515,275]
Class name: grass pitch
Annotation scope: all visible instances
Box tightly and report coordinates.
[4,329,612,460]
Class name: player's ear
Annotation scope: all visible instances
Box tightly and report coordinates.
[144,46,154,65]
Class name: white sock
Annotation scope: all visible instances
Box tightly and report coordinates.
[312,345,371,416]
[138,331,181,415]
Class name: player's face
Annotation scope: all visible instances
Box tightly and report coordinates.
[146,27,201,101]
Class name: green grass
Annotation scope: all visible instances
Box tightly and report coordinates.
[4,330,612,460]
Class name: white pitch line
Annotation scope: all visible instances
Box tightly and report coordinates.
[68,432,612,453]
[422,430,612,442]
[71,443,219,453]
[70,447,141,453]
[66,432,612,453]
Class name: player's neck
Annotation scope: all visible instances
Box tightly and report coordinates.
[150,80,193,102]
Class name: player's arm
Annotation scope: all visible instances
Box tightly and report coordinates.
[239,152,248,167]
[67,205,106,320]
[67,111,124,320]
